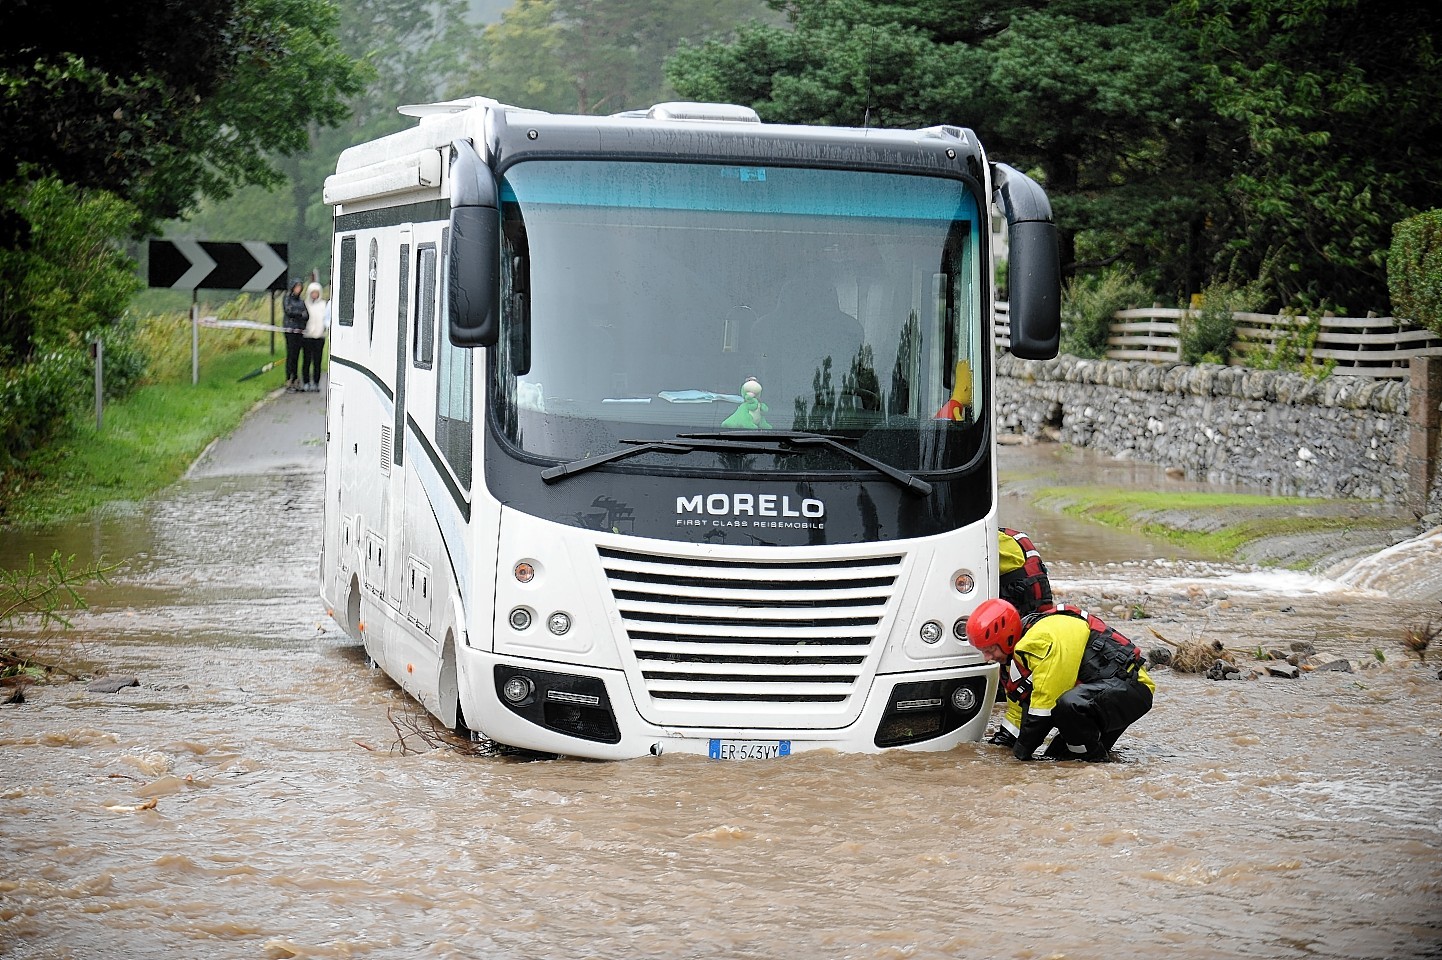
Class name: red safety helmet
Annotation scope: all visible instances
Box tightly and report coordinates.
[966,597,1023,657]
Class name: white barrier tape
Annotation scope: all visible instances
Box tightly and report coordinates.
[196,317,279,332]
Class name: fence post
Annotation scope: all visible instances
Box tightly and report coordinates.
[1408,355,1442,516]
[92,336,104,430]
[191,294,200,386]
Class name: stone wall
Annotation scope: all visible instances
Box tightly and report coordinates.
[994,355,1417,501]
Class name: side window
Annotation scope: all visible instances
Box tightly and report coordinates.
[367,238,379,343]
[412,243,436,370]
[393,243,409,468]
[338,236,356,327]
[435,227,473,488]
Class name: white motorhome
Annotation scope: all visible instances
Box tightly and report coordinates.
[320,97,1060,759]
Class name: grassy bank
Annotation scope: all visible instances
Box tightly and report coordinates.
[2,302,285,528]
[1033,485,1412,568]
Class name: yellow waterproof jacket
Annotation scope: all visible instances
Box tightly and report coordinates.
[999,612,1155,733]
[998,531,1026,577]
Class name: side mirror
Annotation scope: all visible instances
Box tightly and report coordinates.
[448,139,500,347]
[992,163,1060,360]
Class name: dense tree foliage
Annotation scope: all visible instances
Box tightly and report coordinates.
[1,0,364,236]
[183,0,777,279]
[0,0,364,476]
[668,0,1442,314]
[1181,0,1442,313]
[666,0,1222,298]
[206,0,475,278]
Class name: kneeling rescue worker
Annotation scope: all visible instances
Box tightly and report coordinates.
[967,598,1155,761]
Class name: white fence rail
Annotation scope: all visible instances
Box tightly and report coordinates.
[993,303,1442,378]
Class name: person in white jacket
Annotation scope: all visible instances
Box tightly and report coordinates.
[301,281,330,393]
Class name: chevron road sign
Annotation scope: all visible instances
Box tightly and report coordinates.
[148,239,289,292]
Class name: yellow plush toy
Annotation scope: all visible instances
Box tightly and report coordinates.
[934,360,974,420]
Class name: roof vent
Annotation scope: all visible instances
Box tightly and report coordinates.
[918,124,970,144]
[646,102,761,123]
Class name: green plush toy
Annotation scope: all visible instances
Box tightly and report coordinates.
[721,377,772,429]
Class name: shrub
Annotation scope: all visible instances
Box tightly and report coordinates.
[1180,278,1266,365]
[1389,210,1442,335]
[88,313,148,401]
[0,178,143,359]
[1241,306,1335,380]
[0,348,88,470]
[1060,266,1150,359]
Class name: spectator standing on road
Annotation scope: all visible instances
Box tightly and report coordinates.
[301,281,329,393]
[282,279,308,393]
[967,597,1154,761]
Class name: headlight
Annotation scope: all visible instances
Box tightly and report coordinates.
[501,675,534,704]
[919,620,944,644]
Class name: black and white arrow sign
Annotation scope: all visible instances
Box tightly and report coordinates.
[148,239,289,292]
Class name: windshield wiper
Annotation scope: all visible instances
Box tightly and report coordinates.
[680,431,932,497]
[543,432,933,497]
[540,440,697,484]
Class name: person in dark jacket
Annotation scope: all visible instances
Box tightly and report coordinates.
[282,278,308,392]
[967,597,1155,761]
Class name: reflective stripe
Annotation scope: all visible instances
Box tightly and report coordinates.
[1066,742,1088,754]
[1029,706,1052,717]
[1002,718,1020,736]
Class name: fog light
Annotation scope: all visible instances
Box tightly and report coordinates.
[951,686,978,712]
[954,617,968,640]
[547,611,572,635]
[514,562,534,583]
[501,675,534,704]
[954,570,976,594]
[508,607,533,630]
[919,620,944,644]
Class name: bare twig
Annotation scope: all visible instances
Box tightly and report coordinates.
[1149,626,1235,673]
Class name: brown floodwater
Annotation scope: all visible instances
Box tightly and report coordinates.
[2,445,1440,960]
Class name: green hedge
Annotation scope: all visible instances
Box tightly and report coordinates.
[0,318,148,475]
[1389,210,1442,336]
[0,349,88,469]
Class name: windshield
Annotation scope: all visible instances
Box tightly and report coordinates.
[489,160,987,475]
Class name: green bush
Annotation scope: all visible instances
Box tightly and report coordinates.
[0,178,147,476]
[88,313,148,400]
[0,348,88,469]
[1060,266,1150,359]
[0,178,143,358]
[1241,306,1335,380]
[1389,210,1442,335]
[1180,279,1266,365]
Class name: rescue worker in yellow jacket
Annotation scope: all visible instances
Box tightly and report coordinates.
[967,597,1155,761]
[989,527,1055,745]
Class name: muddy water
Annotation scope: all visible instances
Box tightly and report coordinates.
[2,444,1441,959]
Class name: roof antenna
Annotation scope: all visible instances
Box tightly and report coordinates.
[863,106,871,130]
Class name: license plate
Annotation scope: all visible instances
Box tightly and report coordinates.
[708,739,791,760]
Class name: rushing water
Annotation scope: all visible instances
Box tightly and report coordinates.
[2,416,1440,959]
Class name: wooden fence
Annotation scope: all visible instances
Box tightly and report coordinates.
[993,303,1442,378]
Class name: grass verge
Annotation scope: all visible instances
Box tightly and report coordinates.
[1033,486,1404,567]
[2,343,285,528]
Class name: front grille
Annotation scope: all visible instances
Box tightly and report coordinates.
[598,545,904,727]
